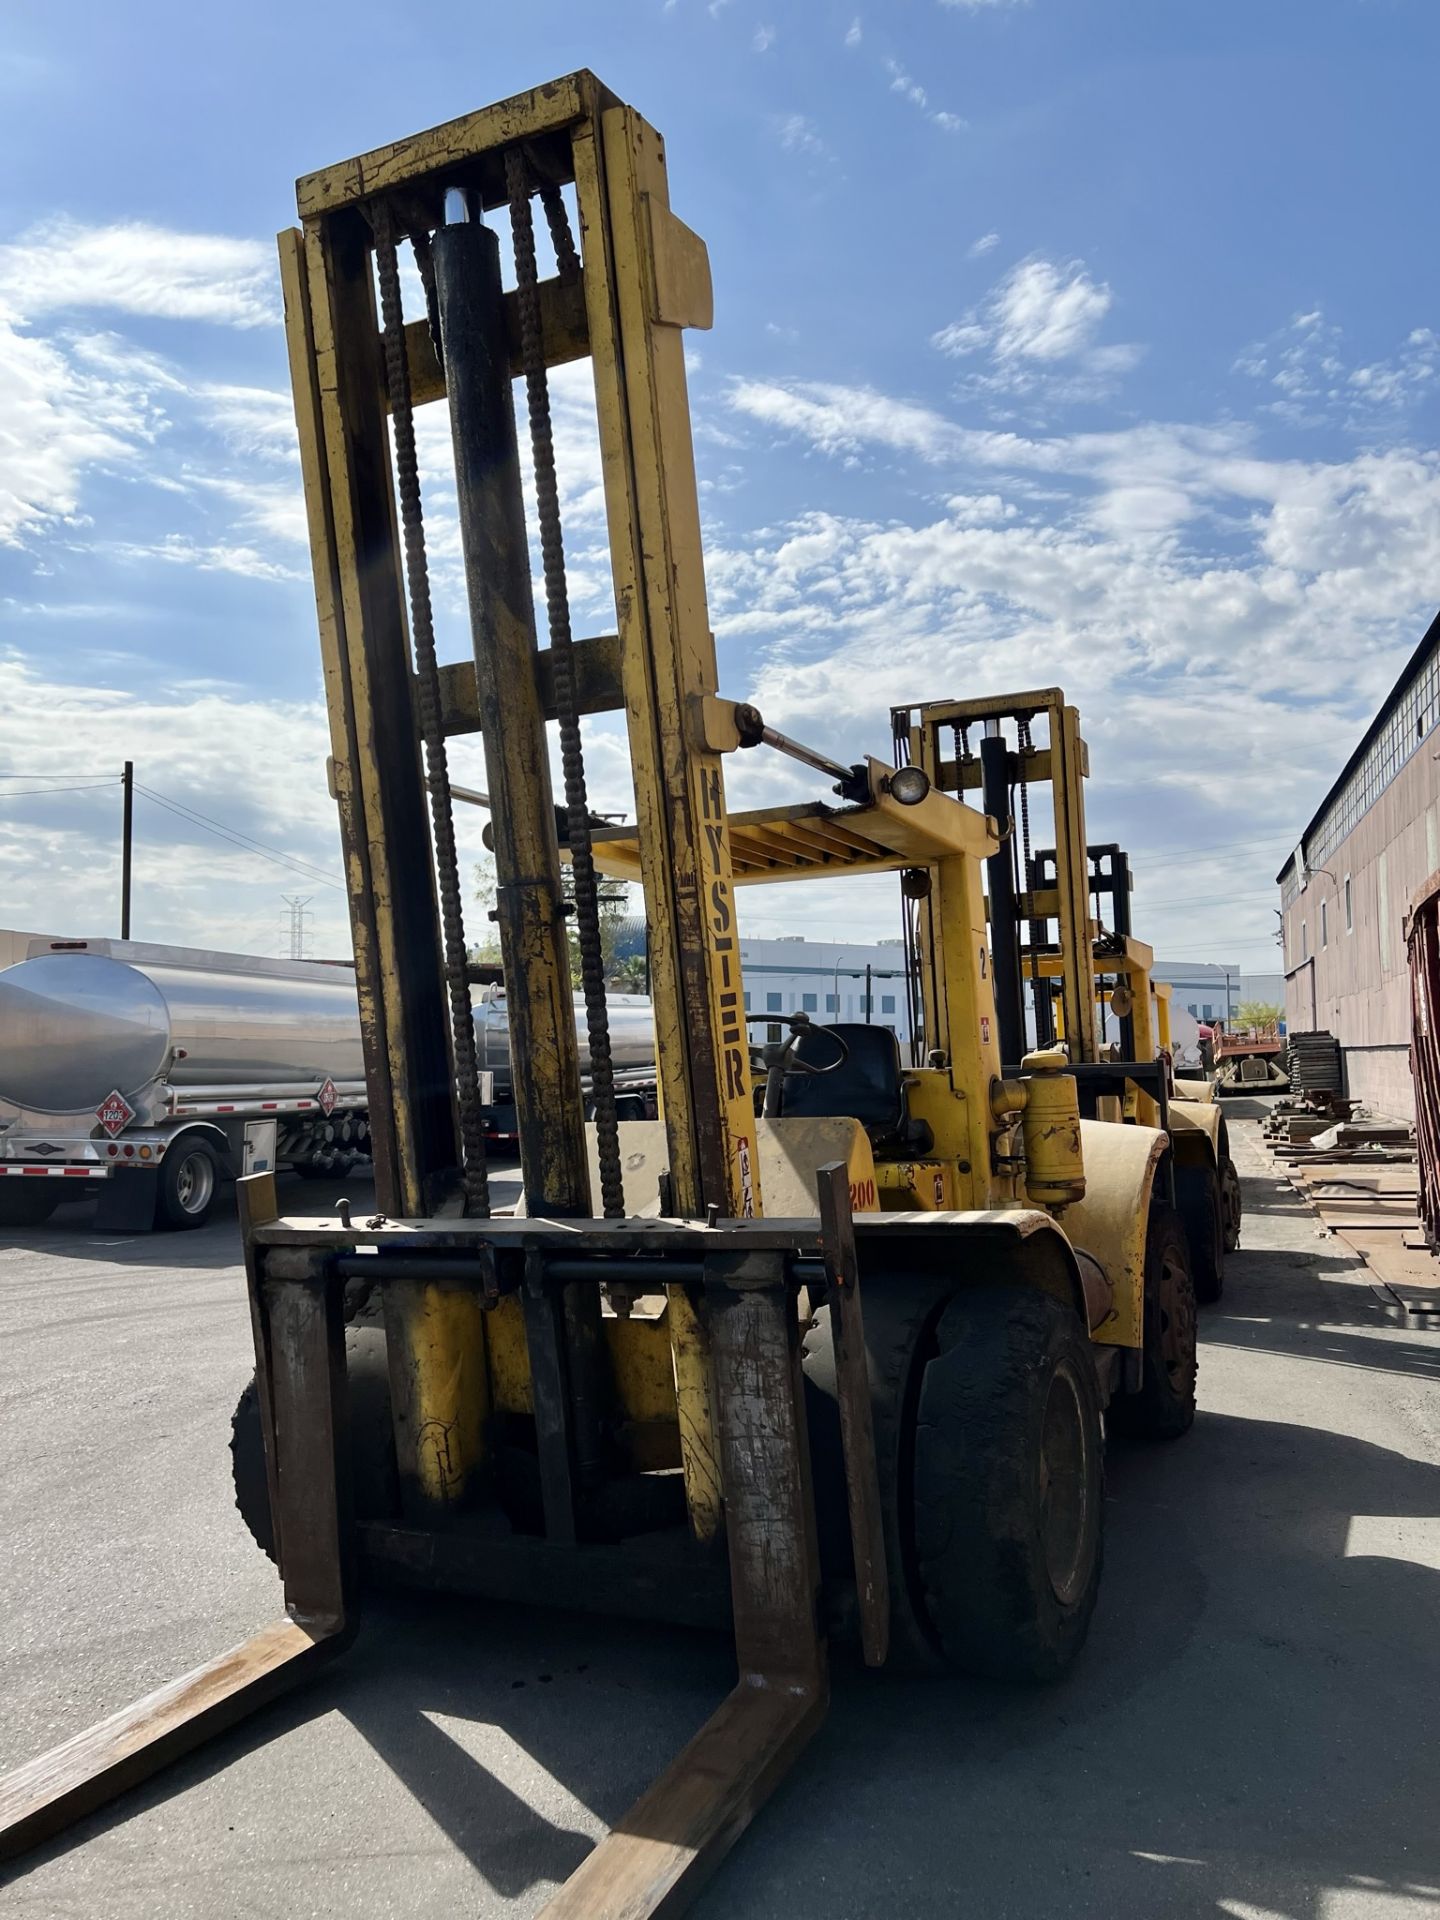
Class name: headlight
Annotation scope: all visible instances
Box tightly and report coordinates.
[887,765,931,807]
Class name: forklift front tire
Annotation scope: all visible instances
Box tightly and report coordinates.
[913,1287,1105,1681]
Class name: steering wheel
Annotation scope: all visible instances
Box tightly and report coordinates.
[744,1011,850,1118]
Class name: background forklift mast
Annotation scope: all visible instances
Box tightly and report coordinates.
[900,688,1241,1300]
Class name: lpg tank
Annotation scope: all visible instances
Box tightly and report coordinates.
[475,988,656,1093]
[0,943,364,1115]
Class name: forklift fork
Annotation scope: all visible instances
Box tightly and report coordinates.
[0,1170,857,1917]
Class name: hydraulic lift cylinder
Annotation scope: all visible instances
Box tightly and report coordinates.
[432,211,605,1499]
[432,213,589,1219]
[980,731,1025,1068]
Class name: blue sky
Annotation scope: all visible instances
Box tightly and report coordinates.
[2,0,1437,975]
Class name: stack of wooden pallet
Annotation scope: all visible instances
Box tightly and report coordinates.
[1261,1116,1438,1326]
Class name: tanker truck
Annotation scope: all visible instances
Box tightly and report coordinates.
[0,937,657,1231]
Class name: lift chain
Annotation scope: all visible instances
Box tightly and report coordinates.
[505,150,625,1219]
[1015,714,1045,1024]
[373,203,492,1218]
[539,181,582,282]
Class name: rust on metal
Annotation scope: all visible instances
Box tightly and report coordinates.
[816,1161,890,1668]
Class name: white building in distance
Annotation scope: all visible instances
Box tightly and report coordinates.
[739,936,916,1048]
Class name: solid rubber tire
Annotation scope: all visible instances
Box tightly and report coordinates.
[230,1323,398,1559]
[1220,1155,1243,1254]
[912,1286,1105,1681]
[1176,1159,1224,1305]
[1109,1205,1197,1441]
[802,1274,958,1671]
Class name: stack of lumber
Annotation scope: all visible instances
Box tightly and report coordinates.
[1259,1114,1438,1326]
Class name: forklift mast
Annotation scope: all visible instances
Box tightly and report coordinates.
[281,73,758,1229]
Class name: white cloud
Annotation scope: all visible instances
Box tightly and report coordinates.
[882,57,967,132]
[730,376,978,465]
[753,24,776,50]
[695,413,1440,951]
[968,232,1001,257]
[939,257,1111,362]
[844,15,862,44]
[0,218,276,328]
[773,114,833,163]
[932,256,1140,406]
[1236,307,1440,429]
[0,651,353,953]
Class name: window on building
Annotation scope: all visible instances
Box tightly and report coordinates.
[1202,1003,1214,1020]
[766,991,782,1011]
[1344,875,1353,933]
[1187,1003,1199,1017]
[825,993,838,1013]
[881,994,896,1014]
[743,991,750,1010]
[767,1023,782,1043]
[801,992,817,1012]
[1321,899,1328,949]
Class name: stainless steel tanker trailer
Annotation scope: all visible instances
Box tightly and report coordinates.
[0,938,656,1230]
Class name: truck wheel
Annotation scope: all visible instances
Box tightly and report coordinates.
[803,1279,1105,1681]
[0,1182,63,1227]
[157,1135,219,1230]
[1176,1160,1224,1305]
[230,1324,398,1560]
[912,1288,1105,1680]
[1110,1206,1196,1442]
[1220,1156,1242,1253]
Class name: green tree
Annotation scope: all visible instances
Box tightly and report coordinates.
[1233,999,1282,1028]
[470,857,503,966]
[475,856,643,988]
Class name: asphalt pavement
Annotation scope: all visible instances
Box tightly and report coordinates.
[1,1112,1437,1918]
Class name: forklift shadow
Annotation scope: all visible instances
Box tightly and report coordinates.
[699,1409,1440,1918]
[4,1411,1436,1915]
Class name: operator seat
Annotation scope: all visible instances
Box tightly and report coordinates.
[780,1023,932,1156]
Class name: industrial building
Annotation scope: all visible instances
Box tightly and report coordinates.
[738,935,917,1046]
[1278,608,1440,1118]
[1151,961,1285,1026]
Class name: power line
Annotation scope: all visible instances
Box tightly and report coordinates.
[0,768,122,779]
[0,781,122,799]
[134,783,344,889]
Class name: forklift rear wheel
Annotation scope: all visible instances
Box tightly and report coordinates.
[1176,1160,1224,1305]
[156,1135,218,1230]
[1109,1206,1196,1441]
[1220,1156,1242,1253]
[804,1281,1104,1681]
[0,1182,63,1226]
[230,1324,398,1559]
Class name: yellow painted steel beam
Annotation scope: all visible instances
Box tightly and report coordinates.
[295,73,602,217]
[577,105,758,1220]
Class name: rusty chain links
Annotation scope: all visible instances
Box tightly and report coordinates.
[373,202,491,1218]
[505,150,625,1219]
[1015,714,1045,1036]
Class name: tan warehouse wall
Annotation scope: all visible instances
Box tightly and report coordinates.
[1281,743,1440,1120]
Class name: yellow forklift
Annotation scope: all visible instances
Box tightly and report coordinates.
[897,690,1242,1299]
[0,74,1198,1915]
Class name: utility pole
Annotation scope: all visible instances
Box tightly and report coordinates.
[120,761,133,941]
[283,895,313,960]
